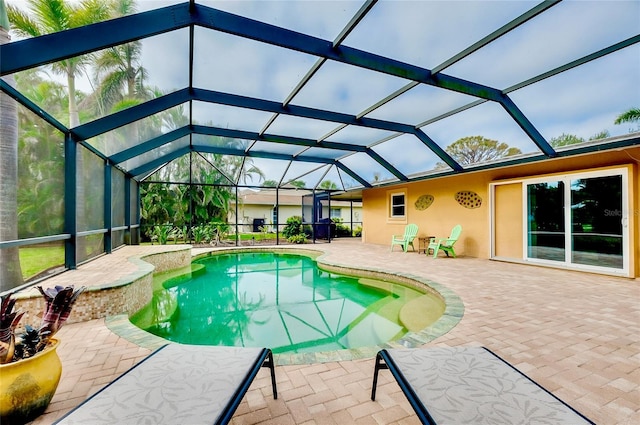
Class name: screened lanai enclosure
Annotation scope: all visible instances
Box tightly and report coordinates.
[1,0,638,292]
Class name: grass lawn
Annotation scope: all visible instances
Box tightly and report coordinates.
[19,245,65,280]
[237,232,277,241]
[18,233,280,279]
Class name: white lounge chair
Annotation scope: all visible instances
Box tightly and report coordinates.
[372,346,594,424]
[55,344,277,425]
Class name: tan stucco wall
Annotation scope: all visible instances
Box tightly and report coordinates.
[363,172,490,258]
[362,147,639,277]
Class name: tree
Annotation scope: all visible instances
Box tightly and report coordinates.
[549,133,584,148]
[226,155,265,186]
[140,147,267,241]
[93,41,147,110]
[92,0,149,116]
[16,68,70,124]
[140,183,176,232]
[263,179,305,188]
[318,180,338,190]
[8,0,111,128]
[278,179,306,188]
[549,130,610,149]
[16,71,66,238]
[614,108,640,125]
[444,136,521,166]
[9,0,112,264]
[0,0,23,291]
[589,130,610,141]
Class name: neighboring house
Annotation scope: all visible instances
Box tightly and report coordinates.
[229,188,363,233]
[362,141,640,278]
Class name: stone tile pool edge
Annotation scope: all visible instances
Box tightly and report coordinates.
[106,246,464,365]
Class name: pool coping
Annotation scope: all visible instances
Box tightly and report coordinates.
[106,246,464,365]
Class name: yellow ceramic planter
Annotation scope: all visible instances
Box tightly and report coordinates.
[0,339,62,425]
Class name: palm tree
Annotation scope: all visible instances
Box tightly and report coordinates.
[86,0,152,159]
[224,152,265,186]
[614,108,640,125]
[93,1,148,115]
[9,0,113,263]
[7,0,111,128]
[0,0,23,291]
[93,40,148,113]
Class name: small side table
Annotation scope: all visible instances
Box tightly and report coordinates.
[417,236,434,254]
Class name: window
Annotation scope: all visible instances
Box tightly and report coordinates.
[390,193,406,218]
[330,208,341,219]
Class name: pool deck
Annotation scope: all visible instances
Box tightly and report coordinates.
[26,240,639,425]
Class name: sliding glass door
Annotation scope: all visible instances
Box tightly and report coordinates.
[525,169,628,274]
[527,181,565,261]
[570,175,623,269]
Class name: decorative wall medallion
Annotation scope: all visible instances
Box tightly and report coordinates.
[415,194,434,211]
[455,191,482,209]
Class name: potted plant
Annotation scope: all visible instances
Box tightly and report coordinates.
[0,285,85,424]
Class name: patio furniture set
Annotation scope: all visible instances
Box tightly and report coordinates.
[391,224,462,258]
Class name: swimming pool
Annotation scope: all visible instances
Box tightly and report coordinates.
[131,251,446,355]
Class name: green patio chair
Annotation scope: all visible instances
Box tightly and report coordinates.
[390,224,419,252]
[428,224,462,258]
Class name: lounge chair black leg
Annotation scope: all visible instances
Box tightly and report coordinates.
[264,350,278,399]
[371,352,388,400]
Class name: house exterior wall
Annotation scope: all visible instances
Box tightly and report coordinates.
[237,204,272,224]
[230,204,299,230]
[330,203,363,223]
[362,147,639,277]
[363,173,490,258]
[230,203,362,231]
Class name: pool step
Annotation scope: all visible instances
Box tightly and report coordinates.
[398,295,446,332]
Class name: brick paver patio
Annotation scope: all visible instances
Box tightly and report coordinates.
[26,240,639,424]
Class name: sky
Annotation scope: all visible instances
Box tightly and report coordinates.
[6,0,640,188]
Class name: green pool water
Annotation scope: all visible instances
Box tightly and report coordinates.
[131,252,444,354]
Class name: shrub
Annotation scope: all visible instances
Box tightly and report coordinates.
[282,216,304,239]
[192,225,208,244]
[332,218,352,237]
[153,225,173,244]
[209,222,230,245]
[287,234,307,244]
